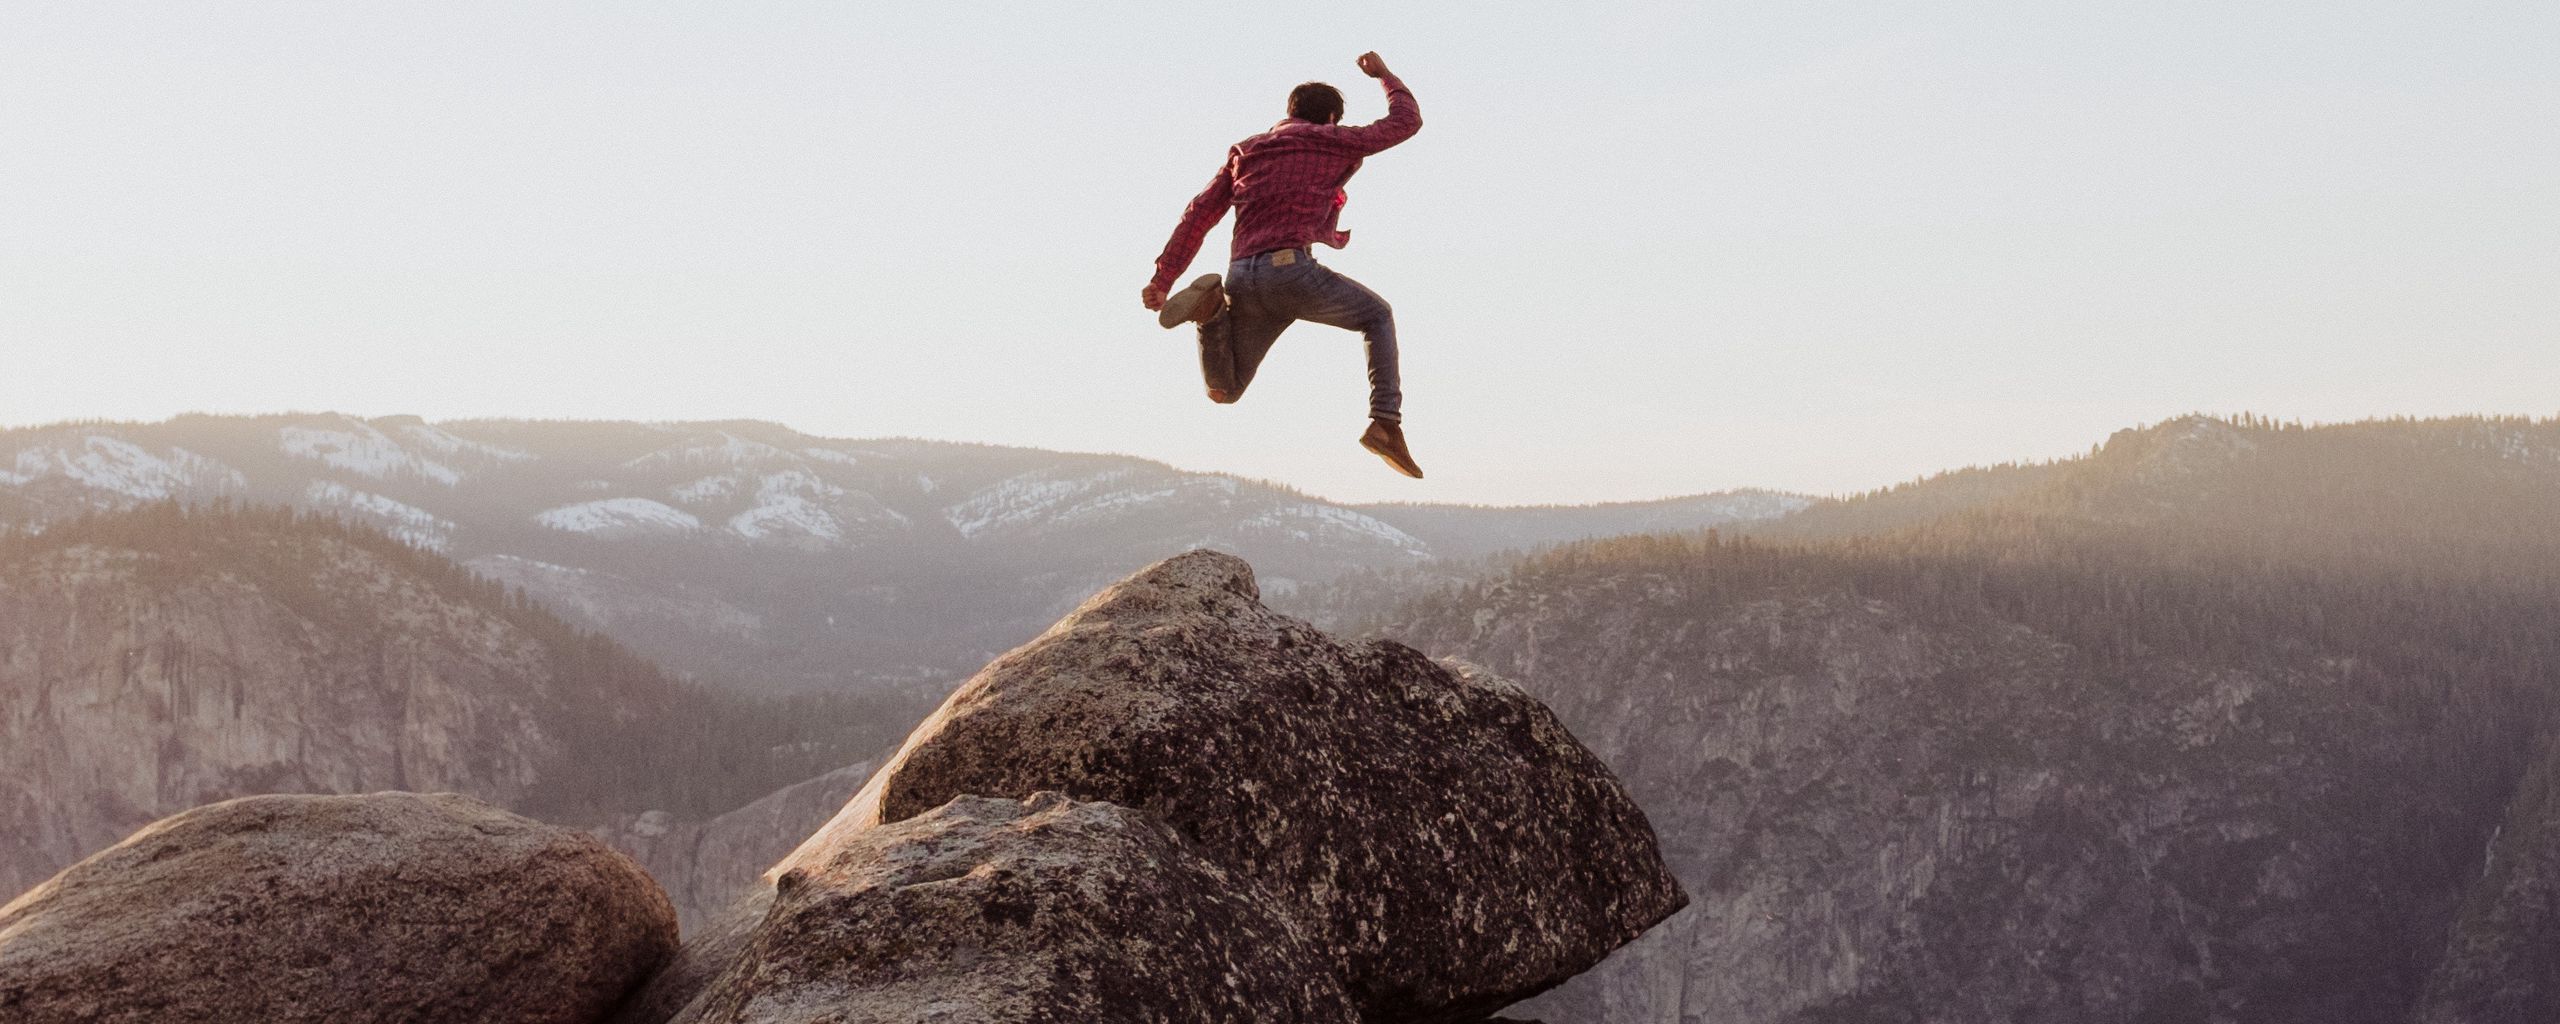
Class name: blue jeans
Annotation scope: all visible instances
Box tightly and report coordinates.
[1198,247,1401,423]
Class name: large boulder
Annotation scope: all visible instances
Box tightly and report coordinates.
[0,791,677,1024]
[673,792,1359,1024]
[640,550,1685,1024]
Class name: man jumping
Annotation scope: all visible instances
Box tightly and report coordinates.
[1142,50,1425,479]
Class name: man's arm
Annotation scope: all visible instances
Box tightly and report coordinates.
[1146,158,1236,305]
[1324,52,1420,156]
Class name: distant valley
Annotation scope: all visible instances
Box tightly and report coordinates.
[0,414,1802,742]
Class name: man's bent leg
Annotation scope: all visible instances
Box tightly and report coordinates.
[1196,306,1241,400]
[1292,264,1402,423]
[1198,266,1294,403]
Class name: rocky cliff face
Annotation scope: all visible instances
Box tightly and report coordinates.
[0,520,560,898]
[2415,732,2560,1024]
[0,505,856,903]
[1405,582,2513,1022]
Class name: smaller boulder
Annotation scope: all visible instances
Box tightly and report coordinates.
[671,792,1358,1024]
[0,792,677,1024]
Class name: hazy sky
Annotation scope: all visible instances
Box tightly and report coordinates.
[5,2,2554,504]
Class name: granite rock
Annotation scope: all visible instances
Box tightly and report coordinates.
[638,550,1684,1024]
[0,791,676,1024]
[672,792,1358,1024]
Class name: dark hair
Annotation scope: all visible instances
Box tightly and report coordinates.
[1288,82,1345,124]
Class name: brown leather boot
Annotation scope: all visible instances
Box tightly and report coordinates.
[1157,274,1225,329]
[1360,419,1423,479]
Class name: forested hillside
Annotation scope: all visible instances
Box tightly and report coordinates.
[1382,414,2560,1023]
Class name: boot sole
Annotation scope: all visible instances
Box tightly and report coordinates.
[1157,274,1224,329]
[1361,435,1424,479]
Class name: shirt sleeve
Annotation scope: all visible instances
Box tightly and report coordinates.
[1152,156,1237,294]
[1321,74,1421,156]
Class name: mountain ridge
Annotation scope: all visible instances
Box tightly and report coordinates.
[1372,411,2560,1023]
[0,413,1805,758]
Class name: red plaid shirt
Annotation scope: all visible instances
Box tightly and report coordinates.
[1151,75,1421,294]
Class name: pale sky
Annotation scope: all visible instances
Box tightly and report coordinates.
[5,2,2555,504]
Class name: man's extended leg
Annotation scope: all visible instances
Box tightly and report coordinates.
[1290,262,1401,424]
[1287,260,1419,477]
[1198,261,1294,404]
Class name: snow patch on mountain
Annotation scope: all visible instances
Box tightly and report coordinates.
[304,481,454,551]
[279,425,462,485]
[728,471,847,541]
[4,437,245,499]
[392,423,534,463]
[727,470,910,543]
[471,553,588,577]
[1245,502,1429,555]
[626,431,791,471]
[944,470,1258,539]
[800,447,861,467]
[674,475,741,504]
[1059,477,1233,523]
[942,469,1136,538]
[537,498,702,535]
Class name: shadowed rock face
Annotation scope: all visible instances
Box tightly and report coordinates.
[635,550,1684,1024]
[0,792,677,1024]
[595,761,877,932]
[676,792,1360,1024]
